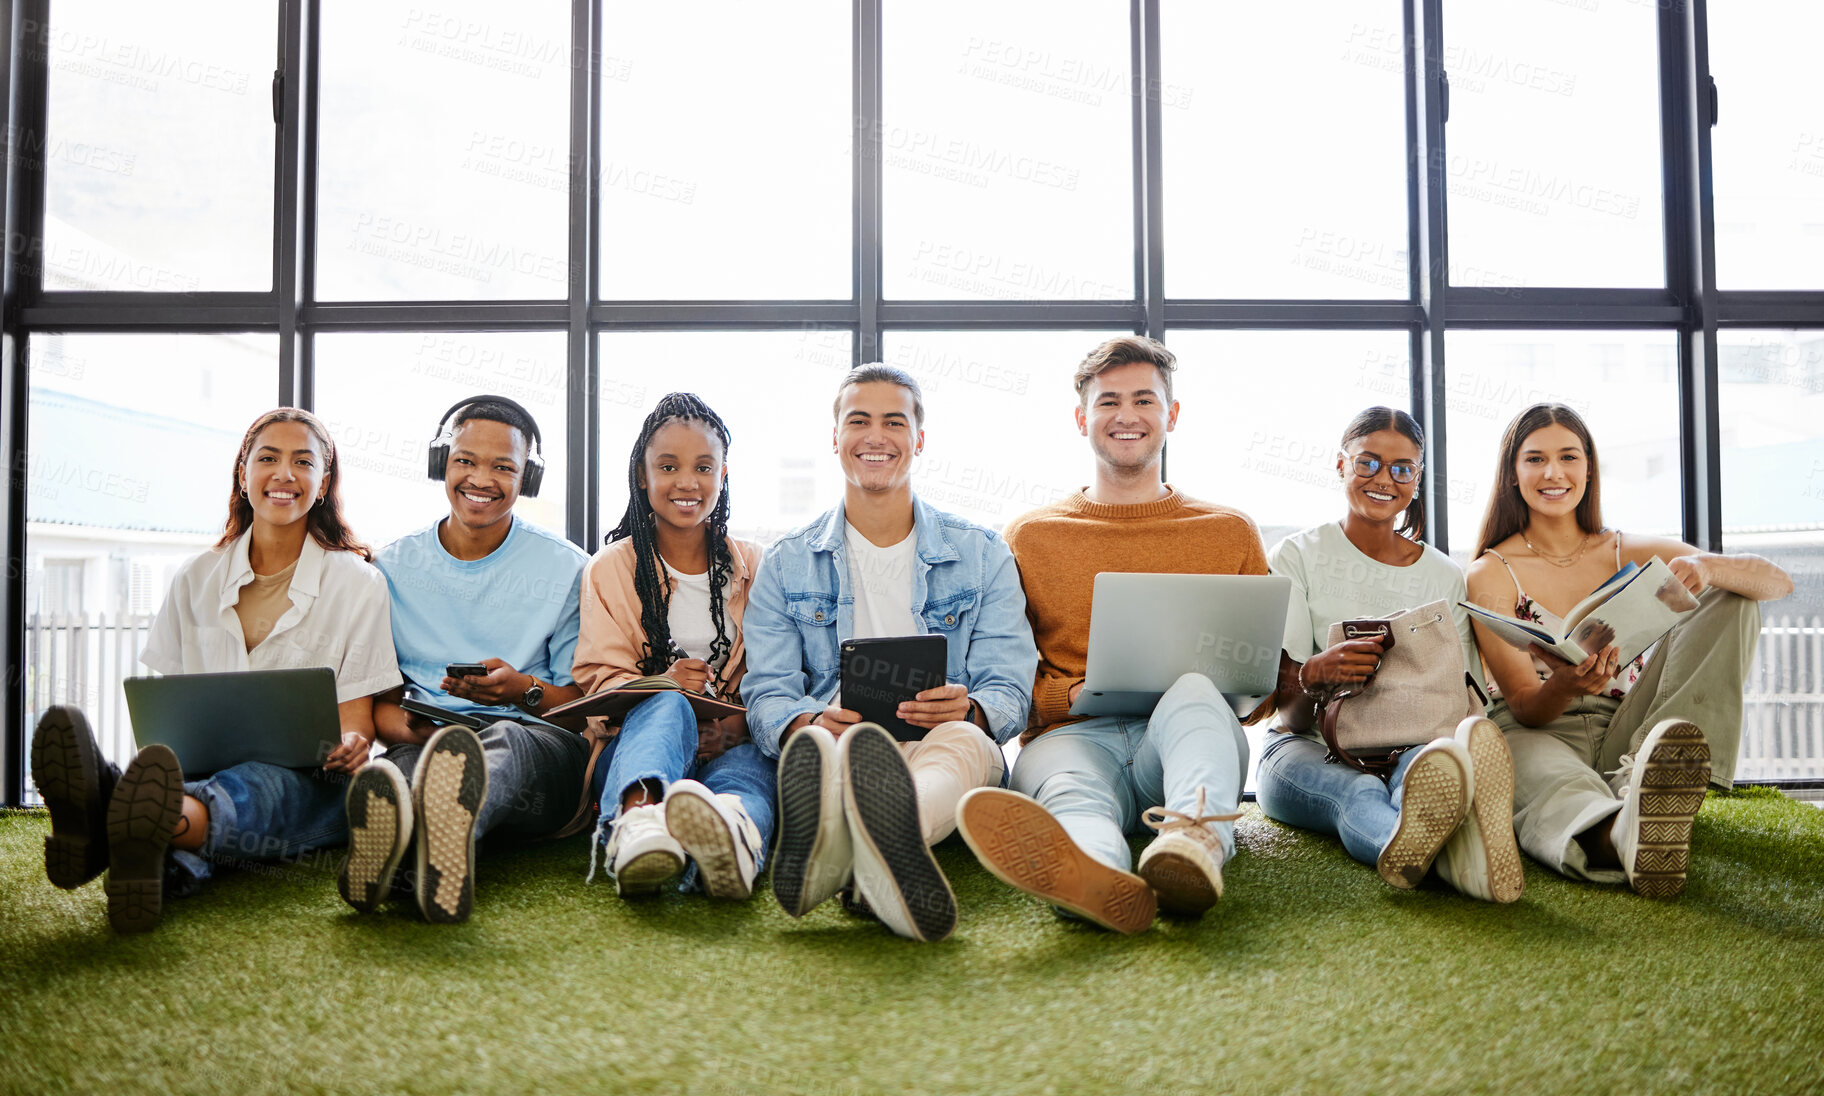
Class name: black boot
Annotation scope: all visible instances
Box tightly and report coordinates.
[30,706,120,889]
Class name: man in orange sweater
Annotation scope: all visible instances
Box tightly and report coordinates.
[956,336,1267,933]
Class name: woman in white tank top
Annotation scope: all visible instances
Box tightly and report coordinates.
[1465,402,1790,898]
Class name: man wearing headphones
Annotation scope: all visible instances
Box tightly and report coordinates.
[339,395,590,923]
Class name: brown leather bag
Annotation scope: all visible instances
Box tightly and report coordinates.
[1313,600,1488,779]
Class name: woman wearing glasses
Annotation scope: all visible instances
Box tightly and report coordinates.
[1249,407,1523,901]
[1465,402,1788,898]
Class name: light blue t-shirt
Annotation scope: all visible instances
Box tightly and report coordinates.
[376,516,588,719]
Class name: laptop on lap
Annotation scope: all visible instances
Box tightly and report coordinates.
[1067,573,1292,718]
[123,667,343,778]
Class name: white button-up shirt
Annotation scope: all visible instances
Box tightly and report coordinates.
[141,532,401,704]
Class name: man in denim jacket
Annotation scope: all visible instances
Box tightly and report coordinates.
[743,364,1036,943]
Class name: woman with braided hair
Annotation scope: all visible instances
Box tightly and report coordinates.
[565,393,774,900]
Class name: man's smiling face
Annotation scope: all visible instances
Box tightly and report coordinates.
[1076,359,1179,477]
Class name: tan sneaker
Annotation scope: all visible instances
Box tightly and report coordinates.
[1376,738,1472,890]
[956,787,1155,934]
[1612,720,1710,899]
[1137,787,1241,916]
[666,779,763,901]
[1433,716,1525,903]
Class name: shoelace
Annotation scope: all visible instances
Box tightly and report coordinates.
[1141,787,1241,839]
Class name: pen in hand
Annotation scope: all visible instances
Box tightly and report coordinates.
[667,642,716,698]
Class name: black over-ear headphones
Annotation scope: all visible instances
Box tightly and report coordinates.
[426,394,546,498]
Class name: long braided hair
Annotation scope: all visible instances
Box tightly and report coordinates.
[607,393,737,695]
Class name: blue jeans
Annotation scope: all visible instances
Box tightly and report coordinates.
[170,762,349,886]
[384,718,591,840]
[1254,731,1423,866]
[1010,672,1248,871]
[588,692,777,890]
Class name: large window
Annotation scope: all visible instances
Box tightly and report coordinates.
[883,0,1132,301]
[7,2,1822,803]
[1709,3,1824,290]
[22,335,278,784]
[1720,331,1824,781]
[316,1,572,301]
[41,1,275,291]
[1442,0,1665,288]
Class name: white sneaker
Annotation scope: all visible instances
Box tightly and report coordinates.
[1612,719,1710,899]
[1433,716,1525,904]
[665,779,763,901]
[602,802,685,897]
[771,725,852,917]
[1137,786,1240,916]
[842,722,957,943]
[1377,738,1472,890]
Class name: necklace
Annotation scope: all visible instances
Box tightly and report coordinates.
[1522,529,1592,568]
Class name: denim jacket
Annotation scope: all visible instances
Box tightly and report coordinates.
[743,494,1037,757]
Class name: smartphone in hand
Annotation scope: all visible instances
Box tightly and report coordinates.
[445,663,489,678]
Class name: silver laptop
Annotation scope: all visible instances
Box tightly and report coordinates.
[124,667,343,777]
[1068,573,1292,717]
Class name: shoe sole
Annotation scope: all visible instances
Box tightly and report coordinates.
[339,765,413,913]
[614,847,686,896]
[105,745,183,934]
[1630,721,1710,900]
[845,726,956,943]
[1460,719,1524,904]
[31,707,107,889]
[956,788,1155,934]
[413,729,488,924]
[667,789,750,900]
[772,733,830,916]
[1140,847,1219,916]
[1378,748,1469,890]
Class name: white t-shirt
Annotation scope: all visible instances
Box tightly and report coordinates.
[1268,521,1481,693]
[664,562,726,676]
[141,532,401,704]
[845,521,920,640]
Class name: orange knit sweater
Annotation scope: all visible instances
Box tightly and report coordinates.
[1003,486,1268,741]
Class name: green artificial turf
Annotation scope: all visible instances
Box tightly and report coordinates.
[3,789,1822,1096]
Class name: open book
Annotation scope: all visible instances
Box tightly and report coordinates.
[544,674,745,723]
[1461,556,1699,667]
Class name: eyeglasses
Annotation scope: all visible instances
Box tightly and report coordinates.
[1349,456,1420,484]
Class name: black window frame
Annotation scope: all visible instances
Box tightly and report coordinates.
[5,0,1822,804]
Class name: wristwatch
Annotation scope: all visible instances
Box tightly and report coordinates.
[521,676,545,711]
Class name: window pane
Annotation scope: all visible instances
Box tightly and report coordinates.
[1163,331,1413,546]
[599,2,850,300]
[1719,331,1824,780]
[1163,2,1407,299]
[314,333,569,548]
[41,1,274,291]
[599,330,854,544]
[1442,331,1681,566]
[1443,1,1663,289]
[24,334,277,792]
[1710,5,1824,289]
[883,331,1118,529]
[883,0,1132,300]
[317,2,571,301]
